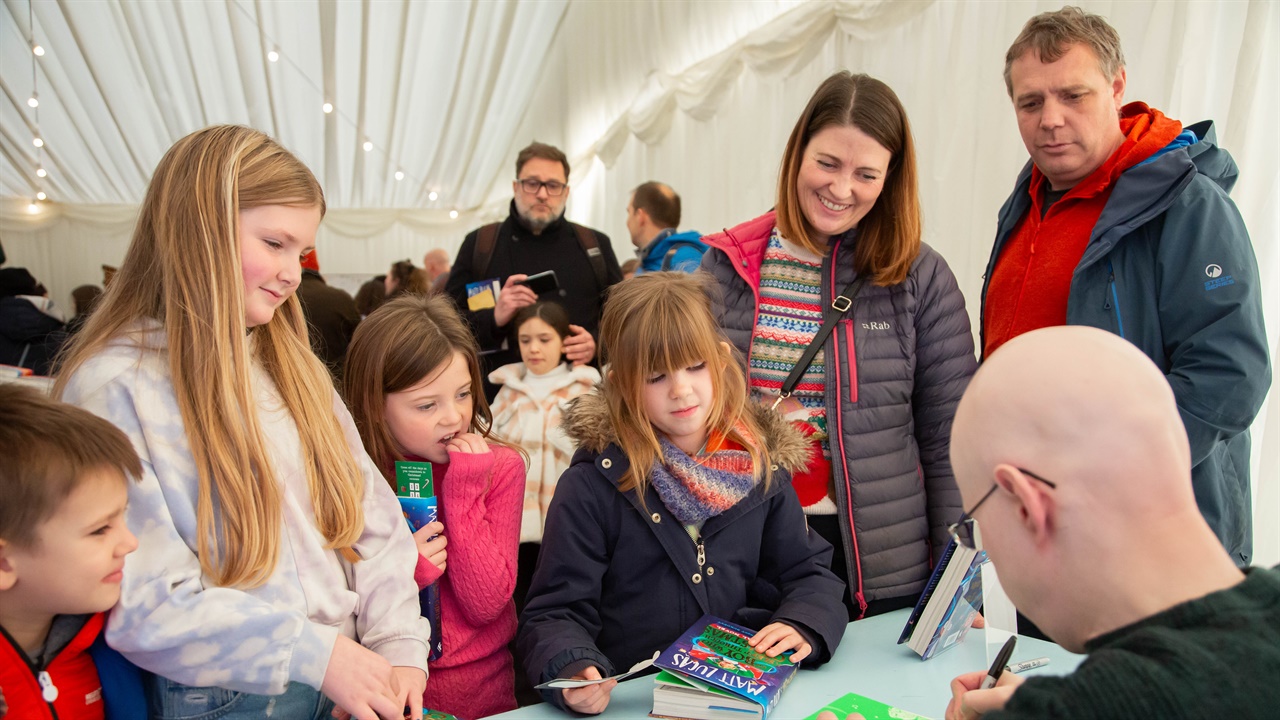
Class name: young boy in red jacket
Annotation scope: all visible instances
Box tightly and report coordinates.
[0,384,144,719]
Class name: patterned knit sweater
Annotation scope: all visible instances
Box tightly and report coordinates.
[748,230,827,441]
[748,230,836,513]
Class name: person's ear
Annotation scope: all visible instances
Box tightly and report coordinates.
[718,341,733,370]
[993,464,1055,546]
[0,539,19,591]
[1111,67,1127,110]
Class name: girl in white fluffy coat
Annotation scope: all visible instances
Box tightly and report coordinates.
[489,301,599,545]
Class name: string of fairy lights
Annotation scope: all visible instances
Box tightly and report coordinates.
[25,0,47,214]
[21,0,461,218]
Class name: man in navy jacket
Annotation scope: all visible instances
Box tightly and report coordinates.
[981,7,1269,566]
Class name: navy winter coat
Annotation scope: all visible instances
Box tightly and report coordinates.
[516,392,847,709]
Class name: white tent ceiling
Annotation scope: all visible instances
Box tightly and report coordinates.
[0,0,1277,560]
[1,0,573,210]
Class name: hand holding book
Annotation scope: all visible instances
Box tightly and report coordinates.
[413,521,447,574]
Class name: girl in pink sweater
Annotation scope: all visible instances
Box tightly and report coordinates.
[344,294,524,718]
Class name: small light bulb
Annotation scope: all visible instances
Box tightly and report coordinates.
[322,102,334,114]
[267,50,279,62]
[36,167,47,178]
[394,170,405,181]
[428,191,439,202]
[28,95,39,108]
[449,210,459,219]
[33,44,45,57]
[33,137,43,148]
[363,140,373,152]
[36,191,47,200]
[27,201,39,213]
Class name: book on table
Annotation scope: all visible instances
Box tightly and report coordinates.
[650,615,798,720]
[897,536,987,660]
[804,691,931,720]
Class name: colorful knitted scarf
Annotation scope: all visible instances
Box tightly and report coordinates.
[650,431,756,525]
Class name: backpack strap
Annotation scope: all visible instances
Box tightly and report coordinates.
[572,223,608,288]
[660,240,707,271]
[471,222,502,279]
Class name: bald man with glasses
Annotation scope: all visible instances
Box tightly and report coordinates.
[941,326,1278,720]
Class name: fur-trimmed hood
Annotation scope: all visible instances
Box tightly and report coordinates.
[561,386,811,473]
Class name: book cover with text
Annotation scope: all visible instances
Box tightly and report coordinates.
[651,615,797,719]
[396,461,442,661]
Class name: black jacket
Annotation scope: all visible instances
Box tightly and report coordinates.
[516,392,848,709]
[0,296,67,376]
[296,270,360,381]
[445,202,622,371]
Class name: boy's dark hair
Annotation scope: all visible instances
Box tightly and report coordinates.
[511,301,572,345]
[0,385,142,548]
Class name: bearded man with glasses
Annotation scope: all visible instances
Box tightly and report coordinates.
[446,142,623,401]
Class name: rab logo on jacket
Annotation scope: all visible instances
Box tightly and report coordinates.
[1204,263,1235,292]
[862,321,891,330]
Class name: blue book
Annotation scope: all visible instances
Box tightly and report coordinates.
[898,537,986,660]
[651,615,797,720]
[396,461,443,662]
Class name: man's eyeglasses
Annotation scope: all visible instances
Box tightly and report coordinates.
[517,178,567,196]
[947,467,1057,550]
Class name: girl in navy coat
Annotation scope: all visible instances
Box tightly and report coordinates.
[516,272,847,714]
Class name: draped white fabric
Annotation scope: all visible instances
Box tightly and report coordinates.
[0,0,1276,562]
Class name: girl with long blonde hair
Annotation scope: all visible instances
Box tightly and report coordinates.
[516,272,847,714]
[344,293,525,718]
[56,125,430,720]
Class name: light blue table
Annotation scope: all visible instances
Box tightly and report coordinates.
[493,609,1083,719]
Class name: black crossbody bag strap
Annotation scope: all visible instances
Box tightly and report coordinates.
[771,276,868,410]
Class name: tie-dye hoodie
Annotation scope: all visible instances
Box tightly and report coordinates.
[60,321,429,694]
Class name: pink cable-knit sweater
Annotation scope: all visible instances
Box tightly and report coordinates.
[411,445,524,718]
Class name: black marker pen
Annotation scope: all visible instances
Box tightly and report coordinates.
[981,636,1018,690]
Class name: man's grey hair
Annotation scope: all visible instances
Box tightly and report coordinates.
[1004,6,1125,97]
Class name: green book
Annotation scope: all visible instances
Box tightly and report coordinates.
[804,691,931,720]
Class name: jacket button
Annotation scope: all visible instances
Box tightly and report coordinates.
[741,259,748,267]
[692,573,702,584]
[770,464,778,472]
[651,513,661,523]
[706,567,715,576]
[601,458,612,469]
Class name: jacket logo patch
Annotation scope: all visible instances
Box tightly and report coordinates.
[862,321,891,330]
[1205,264,1223,278]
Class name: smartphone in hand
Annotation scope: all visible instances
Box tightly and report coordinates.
[515,270,560,295]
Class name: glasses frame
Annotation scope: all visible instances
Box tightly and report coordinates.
[517,178,567,196]
[947,467,1057,550]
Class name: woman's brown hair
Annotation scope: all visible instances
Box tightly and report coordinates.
[343,293,517,483]
[55,125,364,589]
[775,71,922,286]
[599,272,771,496]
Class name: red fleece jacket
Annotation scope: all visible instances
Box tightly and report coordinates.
[983,104,1182,358]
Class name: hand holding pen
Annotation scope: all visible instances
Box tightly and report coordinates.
[944,636,1025,720]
